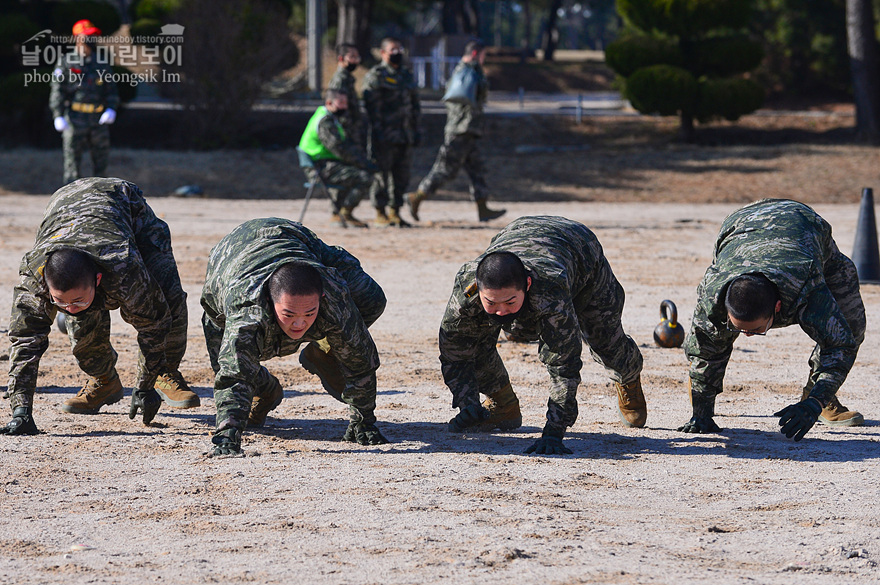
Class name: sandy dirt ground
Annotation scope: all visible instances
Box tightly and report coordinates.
[0,190,879,584]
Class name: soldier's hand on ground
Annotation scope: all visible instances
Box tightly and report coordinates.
[53,117,68,132]
[342,422,390,445]
[525,430,572,455]
[447,403,490,432]
[677,416,722,434]
[209,428,243,458]
[98,108,116,125]
[774,398,822,441]
[128,388,161,425]
[0,407,40,436]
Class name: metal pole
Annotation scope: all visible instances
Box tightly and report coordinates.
[307,0,323,94]
[576,93,583,125]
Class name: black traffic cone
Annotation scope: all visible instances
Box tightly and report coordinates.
[852,187,880,284]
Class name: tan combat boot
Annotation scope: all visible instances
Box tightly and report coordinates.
[374,208,392,227]
[616,378,647,428]
[248,376,284,427]
[801,389,864,427]
[155,370,201,408]
[387,207,410,227]
[477,200,506,222]
[406,189,426,221]
[477,383,522,431]
[62,372,124,414]
[340,207,368,228]
[299,340,345,402]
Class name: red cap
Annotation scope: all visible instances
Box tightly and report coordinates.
[72,20,101,36]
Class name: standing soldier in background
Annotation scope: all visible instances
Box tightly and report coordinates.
[407,40,505,223]
[439,216,647,456]
[679,199,865,441]
[1,178,199,437]
[49,20,119,185]
[298,89,376,227]
[362,37,421,227]
[200,218,389,457]
[328,43,365,147]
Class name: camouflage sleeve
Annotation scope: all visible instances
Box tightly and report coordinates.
[361,70,382,139]
[410,79,421,135]
[213,308,266,431]
[535,292,584,433]
[316,116,369,168]
[685,294,737,418]
[797,284,859,405]
[7,275,54,410]
[438,275,496,409]
[48,65,69,118]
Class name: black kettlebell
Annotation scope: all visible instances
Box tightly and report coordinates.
[653,299,684,348]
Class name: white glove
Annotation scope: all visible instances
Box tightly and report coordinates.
[53,117,69,132]
[98,108,116,125]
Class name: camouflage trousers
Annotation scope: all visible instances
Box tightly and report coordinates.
[804,247,866,402]
[62,237,187,384]
[418,133,489,202]
[314,160,374,211]
[369,141,412,210]
[62,123,110,185]
[203,256,386,433]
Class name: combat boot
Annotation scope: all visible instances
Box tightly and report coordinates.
[387,207,410,227]
[477,200,506,222]
[340,207,368,228]
[299,341,345,402]
[61,373,124,414]
[406,189,427,221]
[801,389,864,427]
[615,378,647,428]
[248,375,284,427]
[155,370,201,408]
[374,208,392,227]
[477,383,522,431]
[330,211,348,228]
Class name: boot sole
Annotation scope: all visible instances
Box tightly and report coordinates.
[818,413,864,427]
[618,408,647,428]
[155,388,201,409]
[60,389,125,414]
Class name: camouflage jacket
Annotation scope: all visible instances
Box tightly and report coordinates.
[200,218,381,414]
[7,178,174,408]
[686,199,860,415]
[49,51,119,129]
[362,62,421,145]
[328,66,363,134]
[440,216,613,432]
[317,110,371,169]
[444,60,488,137]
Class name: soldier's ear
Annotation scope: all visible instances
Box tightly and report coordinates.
[95,273,103,287]
[525,276,532,291]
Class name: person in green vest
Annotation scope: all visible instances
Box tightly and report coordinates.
[298,89,377,228]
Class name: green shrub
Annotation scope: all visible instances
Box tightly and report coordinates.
[625,64,698,116]
[691,35,765,78]
[129,17,163,41]
[0,13,42,59]
[696,77,764,123]
[132,0,182,21]
[605,34,681,78]
[51,1,122,37]
[618,0,754,38]
[0,69,52,118]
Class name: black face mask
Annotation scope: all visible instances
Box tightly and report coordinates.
[388,53,403,66]
[333,107,348,117]
[345,62,358,72]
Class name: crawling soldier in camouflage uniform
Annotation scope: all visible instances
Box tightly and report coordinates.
[439,216,646,455]
[49,20,119,185]
[362,37,421,227]
[200,218,389,456]
[299,89,376,228]
[1,178,198,436]
[407,40,505,223]
[679,199,865,441]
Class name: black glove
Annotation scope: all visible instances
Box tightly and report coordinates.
[0,407,39,436]
[447,403,490,432]
[677,416,722,434]
[525,427,572,455]
[774,397,822,441]
[342,422,390,445]
[209,428,243,457]
[128,387,161,425]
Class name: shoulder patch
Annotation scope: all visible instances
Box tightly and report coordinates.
[384,77,398,84]
[464,282,478,298]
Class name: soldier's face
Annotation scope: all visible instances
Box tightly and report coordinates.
[342,49,361,67]
[273,292,321,339]
[48,273,101,315]
[478,278,530,317]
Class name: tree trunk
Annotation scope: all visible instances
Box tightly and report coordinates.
[541,0,563,61]
[847,0,880,143]
[336,0,374,61]
[679,112,695,143]
[443,0,479,35]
